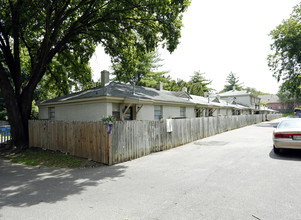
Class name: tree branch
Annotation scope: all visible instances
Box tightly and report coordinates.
[8,0,23,96]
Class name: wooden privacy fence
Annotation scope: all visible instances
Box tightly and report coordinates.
[111,114,275,164]
[29,114,282,165]
[28,120,112,164]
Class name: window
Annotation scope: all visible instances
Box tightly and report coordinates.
[112,104,121,120]
[48,107,55,120]
[112,111,120,120]
[154,105,162,120]
[123,106,133,120]
[180,107,186,118]
[194,108,200,117]
[209,108,213,117]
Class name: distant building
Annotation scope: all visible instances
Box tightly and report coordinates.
[258,94,299,113]
[218,89,261,114]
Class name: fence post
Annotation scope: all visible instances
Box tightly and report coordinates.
[108,133,112,165]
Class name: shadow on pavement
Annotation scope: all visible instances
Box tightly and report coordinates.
[269,149,301,161]
[0,159,126,209]
[256,122,279,128]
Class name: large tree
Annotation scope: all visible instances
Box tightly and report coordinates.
[268,3,301,98]
[164,71,212,96]
[221,72,243,92]
[0,0,190,149]
[186,71,212,96]
[277,88,301,110]
[112,51,170,88]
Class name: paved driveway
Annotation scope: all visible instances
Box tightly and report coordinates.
[1,119,301,220]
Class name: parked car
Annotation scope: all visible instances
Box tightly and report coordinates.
[273,118,301,154]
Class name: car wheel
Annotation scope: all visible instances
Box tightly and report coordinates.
[273,145,280,154]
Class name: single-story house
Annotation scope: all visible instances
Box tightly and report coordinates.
[38,71,198,121]
[38,71,276,121]
[191,94,251,117]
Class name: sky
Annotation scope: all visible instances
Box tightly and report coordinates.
[89,0,301,94]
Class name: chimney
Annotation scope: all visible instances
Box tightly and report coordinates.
[182,87,187,93]
[204,92,208,97]
[101,70,110,86]
[232,85,236,91]
[156,81,163,91]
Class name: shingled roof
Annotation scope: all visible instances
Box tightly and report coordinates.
[258,94,279,103]
[218,90,251,97]
[38,82,258,112]
[39,82,194,105]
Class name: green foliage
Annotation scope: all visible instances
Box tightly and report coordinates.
[277,89,301,109]
[1,0,191,93]
[34,50,95,102]
[261,101,267,107]
[164,71,213,96]
[140,73,172,89]
[268,3,301,98]
[165,79,187,92]
[113,51,170,87]
[0,0,191,147]
[0,109,8,121]
[101,115,117,125]
[282,113,294,117]
[30,101,39,120]
[222,72,244,92]
[244,87,268,97]
[186,71,212,96]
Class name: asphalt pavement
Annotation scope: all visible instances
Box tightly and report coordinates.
[1,118,301,220]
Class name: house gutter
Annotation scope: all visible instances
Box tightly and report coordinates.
[38,95,196,108]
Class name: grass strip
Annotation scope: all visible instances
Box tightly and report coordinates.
[0,148,103,168]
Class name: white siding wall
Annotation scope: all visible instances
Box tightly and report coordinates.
[135,105,196,120]
[236,96,251,107]
[219,108,228,116]
[39,107,48,119]
[163,106,179,119]
[242,109,250,115]
[212,108,218,117]
[136,104,154,120]
[39,102,197,121]
[228,109,233,116]
[186,107,195,118]
[221,95,255,109]
[39,102,112,121]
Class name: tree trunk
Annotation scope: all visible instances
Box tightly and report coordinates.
[4,92,31,150]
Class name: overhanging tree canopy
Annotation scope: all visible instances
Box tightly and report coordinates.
[268,2,301,98]
[0,0,190,149]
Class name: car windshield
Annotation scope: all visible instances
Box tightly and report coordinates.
[278,120,301,129]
